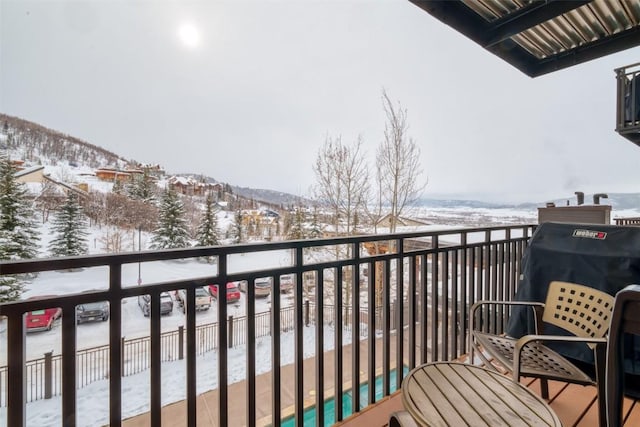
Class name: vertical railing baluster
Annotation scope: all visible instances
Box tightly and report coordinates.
[408,254,416,370]
[6,309,25,427]
[316,269,325,427]
[460,233,468,356]
[451,248,459,358]
[186,286,197,427]
[420,253,428,365]
[382,259,390,397]
[109,263,122,427]
[61,304,77,426]
[351,243,361,414]
[431,236,439,362]
[219,277,229,427]
[396,238,404,391]
[246,274,256,427]
[271,275,281,426]
[334,265,343,422]
[294,246,304,426]
[367,260,376,405]
[150,292,162,426]
[442,250,449,361]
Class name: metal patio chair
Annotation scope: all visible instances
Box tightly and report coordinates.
[606,284,640,427]
[470,281,614,427]
[389,284,640,427]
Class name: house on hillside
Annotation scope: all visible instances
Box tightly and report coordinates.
[15,165,46,183]
[95,167,132,182]
[16,166,89,199]
[168,175,222,197]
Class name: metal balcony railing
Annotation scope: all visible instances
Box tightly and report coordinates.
[0,224,535,427]
[615,61,640,146]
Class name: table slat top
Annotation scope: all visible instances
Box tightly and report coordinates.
[402,362,562,427]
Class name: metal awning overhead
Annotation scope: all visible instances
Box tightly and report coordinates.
[410,0,640,77]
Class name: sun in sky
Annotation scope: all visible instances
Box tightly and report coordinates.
[177,22,200,49]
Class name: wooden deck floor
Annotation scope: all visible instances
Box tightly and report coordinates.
[338,377,640,427]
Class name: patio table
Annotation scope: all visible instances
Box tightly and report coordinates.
[401,362,562,426]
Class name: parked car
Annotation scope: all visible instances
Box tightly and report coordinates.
[138,292,174,316]
[25,307,62,332]
[279,274,295,293]
[208,282,241,303]
[239,277,271,298]
[175,287,211,313]
[76,301,110,323]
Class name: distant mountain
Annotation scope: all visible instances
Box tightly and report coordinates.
[231,186,310,208]
[1,113,305,206]
[0,113,126,168]
[416,198,518,209]
[418,193,640,211]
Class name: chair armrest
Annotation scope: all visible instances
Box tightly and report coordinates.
[470,300,545,334]
[513,334,607,379]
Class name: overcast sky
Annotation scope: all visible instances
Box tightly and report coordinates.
[2,0,640,204]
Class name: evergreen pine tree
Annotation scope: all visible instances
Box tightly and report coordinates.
[112,178,124,194]
[0,232,23,302]
[151,189,190,249]
[0,156,40,260]
[308,207,323,239]
[194,195,220,248]
[0,156,40,301]
[287,208,306,240]
[126,168,156,202]
[231,210,244,244]
[0,275,21,302]
[48,193,89,257]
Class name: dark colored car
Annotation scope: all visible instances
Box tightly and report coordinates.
[76,301,110,323]
[25,307,62,332]
[138,292,174,316]
[208,282,241,303]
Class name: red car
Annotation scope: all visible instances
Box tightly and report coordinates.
[25,307,62,332]
[208,282,241,303]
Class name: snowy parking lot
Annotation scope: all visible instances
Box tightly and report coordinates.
[1,250,297,363]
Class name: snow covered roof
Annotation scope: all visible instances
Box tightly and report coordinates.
[15,165,45,178]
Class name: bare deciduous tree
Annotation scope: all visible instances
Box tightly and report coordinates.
[312,135,369,325]
[99,227,131,253]
[313,135,369,237]
[377,89,427,233]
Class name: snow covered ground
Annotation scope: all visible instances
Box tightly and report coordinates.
[1,325,351,427]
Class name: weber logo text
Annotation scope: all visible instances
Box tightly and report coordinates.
[572,229,607,240]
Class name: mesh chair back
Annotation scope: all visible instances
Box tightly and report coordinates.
[543,281,614,346]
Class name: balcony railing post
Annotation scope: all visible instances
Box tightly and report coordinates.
[228,315,233,348]
[121,337,125,375]
[178,326,184,360]
[304,300,310,326]
[44,351,52,399]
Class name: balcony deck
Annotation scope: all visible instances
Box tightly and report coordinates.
[121,369,640,427]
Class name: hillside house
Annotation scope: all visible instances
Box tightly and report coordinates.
[14,165,46,184]
[95,167,132,182]
[167,175,222,197]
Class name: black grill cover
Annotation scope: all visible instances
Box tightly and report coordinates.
[506,222,640,371]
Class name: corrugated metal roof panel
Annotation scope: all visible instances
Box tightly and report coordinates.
[461,0,640,59]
